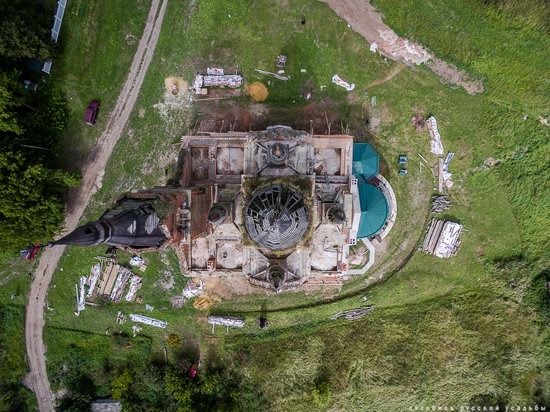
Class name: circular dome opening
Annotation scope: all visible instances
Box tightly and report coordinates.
[245,185,309,250]
[267,143,288,166]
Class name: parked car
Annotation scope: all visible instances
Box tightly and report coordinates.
[398,154,408,176]
[84,100,100,125]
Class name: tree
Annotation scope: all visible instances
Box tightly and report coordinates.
[0,151,79,249]
[164,369,193,411]
[0,0,52,62]
[112,369,133,400]
[0,72,23,135]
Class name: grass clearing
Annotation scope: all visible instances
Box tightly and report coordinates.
[54,0,151,170]
[11,0,549,409]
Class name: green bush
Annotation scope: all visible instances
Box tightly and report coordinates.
[311,382,331,407]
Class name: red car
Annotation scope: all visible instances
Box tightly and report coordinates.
[84,100,100,125]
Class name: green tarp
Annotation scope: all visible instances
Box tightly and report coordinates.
[357,182,389,238]
[352,143,379,182]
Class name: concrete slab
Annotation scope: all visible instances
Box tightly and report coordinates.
[311,224,346,271]
[216,147,244,175]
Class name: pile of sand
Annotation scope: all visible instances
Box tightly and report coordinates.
[246,82,269,102]
[164,77,188,95]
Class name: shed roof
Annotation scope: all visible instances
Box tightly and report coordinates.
[357,182,388,238]
[352,143,379,182]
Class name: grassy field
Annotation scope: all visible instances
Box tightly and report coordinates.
[1,0,548,409]
[54,0,151,170]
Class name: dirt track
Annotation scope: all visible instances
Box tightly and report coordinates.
[322,0,484,94]
[25,1,168,410]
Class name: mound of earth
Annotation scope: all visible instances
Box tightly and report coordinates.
[246,82,269,102]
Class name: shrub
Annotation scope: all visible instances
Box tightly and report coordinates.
[311,382,332,407]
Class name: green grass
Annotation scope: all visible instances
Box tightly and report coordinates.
[54,0,151,170]
[19,0,550,409]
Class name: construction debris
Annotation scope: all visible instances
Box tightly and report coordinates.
[208,315,245,332]
[254,68,289,81]
[332,74,355,91]
[183,278,204,300]
[441,151,455,188]
[422,219,462,258]
[87,263,101,296]
[431,195,452,214]
[75,276,86,316]
[89,258,142,303]
[330,306,374,320]
[116,311,126,325]
[427,116,444,156]
[124,275,142,301]
[206,67,224,76]
[276,55,287,68]
[193,70,243,95]
[129,255,146,270]
[193,295,213,310]
[130,314,167,329]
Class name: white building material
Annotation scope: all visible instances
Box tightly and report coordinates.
[183,278,204,299]
[86,263,101,297]
[434,221,462,258]
[130,314,167,329]
[124,275,142,301]
[442,151,455,188]
[254,69,289,81]
[427,116,444,156]
[207,67,224,75]
[110,267,132,303]
[332,74,355,91]
[207,315,245,328]
[75,276,86,315]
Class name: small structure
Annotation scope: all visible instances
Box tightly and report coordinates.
[130,314,167,328]
[422,219,462,258]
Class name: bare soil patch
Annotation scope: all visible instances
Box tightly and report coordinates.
[321,0,484,94]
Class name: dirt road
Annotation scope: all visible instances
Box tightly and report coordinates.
[25,1,168,410]
[322,0,484,94]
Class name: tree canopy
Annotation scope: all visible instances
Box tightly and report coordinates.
[0,152,78,249]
